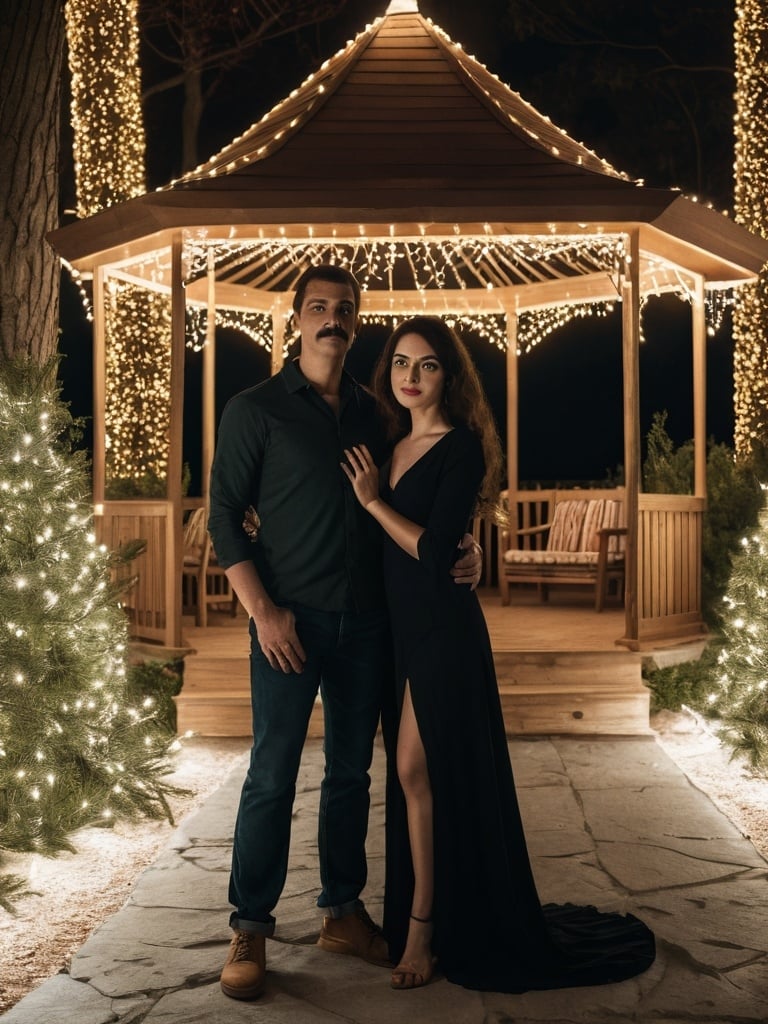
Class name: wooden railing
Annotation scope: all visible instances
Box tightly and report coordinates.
[637,493,705,642]
[94,500,181,647]
[495,489,706,645]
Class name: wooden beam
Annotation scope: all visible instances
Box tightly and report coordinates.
[168,236,185,648]
[271,295,291,375]
[92,266,106,505]
[202,248,216,506]
[51,205,768,283]
[692,274,707,500]
[621,230,641,648]
[505,308,519,500]
[125,251,709,316]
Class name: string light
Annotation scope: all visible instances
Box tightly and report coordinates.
[516,302,616,353]
[182,234,627,295]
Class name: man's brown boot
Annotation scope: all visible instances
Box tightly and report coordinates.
[317,904,391,967]
[220,929,266,1000]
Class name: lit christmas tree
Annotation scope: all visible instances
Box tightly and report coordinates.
[0,359,180,908]
[709,505,768,771]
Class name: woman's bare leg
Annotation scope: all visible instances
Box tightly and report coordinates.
[392,681,436,989]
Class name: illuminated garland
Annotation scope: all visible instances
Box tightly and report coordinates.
[64,0,146,217]
[177,236,734,357]
[183,234,627,293]
[186,307,275,353]
[705,287,736,337]
[517,302,616,354]
[733,0,768,458]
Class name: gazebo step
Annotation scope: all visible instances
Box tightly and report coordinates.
[494,648,642,687]
[176,649,649,737]
[498,683,650,736]
[176,689,325,738]
[495,648,648,735]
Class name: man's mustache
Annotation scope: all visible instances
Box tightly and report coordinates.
[317,325,349,342]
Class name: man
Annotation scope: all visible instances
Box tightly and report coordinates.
[208,264,481,1000]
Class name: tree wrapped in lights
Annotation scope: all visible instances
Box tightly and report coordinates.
[698,1,768,777]
[64,0,146,218]
[733,0,768,459]
[0,359,180,906]
[66,0,175,497]
[103,280,173,497]
[709,510,768,771]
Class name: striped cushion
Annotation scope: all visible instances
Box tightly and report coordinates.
[548,499,589,550]
[510,496,625,563]
[503,549,624,566]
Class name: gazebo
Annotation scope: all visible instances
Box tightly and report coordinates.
[50,0,768,661]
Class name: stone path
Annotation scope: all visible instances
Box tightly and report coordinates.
[4,735,767,1023]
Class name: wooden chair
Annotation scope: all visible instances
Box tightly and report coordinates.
[181,507,238,627]
[497,488,626,611]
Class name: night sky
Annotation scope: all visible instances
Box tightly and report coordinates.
[56,0,740,492]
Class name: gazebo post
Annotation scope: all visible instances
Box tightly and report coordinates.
[621,231,641,647]
[92,265,106,506]
[202,247,216,508]
[692,275,707,499]
[167,235,186,647]
[271,297,290,375]
[505,307,519,535]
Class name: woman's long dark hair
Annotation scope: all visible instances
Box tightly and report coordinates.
[371,316,505,520]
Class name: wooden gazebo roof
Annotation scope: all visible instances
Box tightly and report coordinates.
[50,0,768,300]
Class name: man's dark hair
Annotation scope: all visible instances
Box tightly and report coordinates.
[292,263,361,315]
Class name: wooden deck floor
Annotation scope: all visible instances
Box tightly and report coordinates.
[171,587,703,738]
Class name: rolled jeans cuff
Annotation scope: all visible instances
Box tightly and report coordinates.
[324,897,362,920]
[230,912,275,936]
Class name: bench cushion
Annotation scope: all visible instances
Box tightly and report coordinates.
[546,499,584,550]
[504,497,625,571]
[543,498,624,554]
[503,549,624,566]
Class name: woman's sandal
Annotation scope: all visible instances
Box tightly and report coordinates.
[391,914,437,990]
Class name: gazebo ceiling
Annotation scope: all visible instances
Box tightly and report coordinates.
[49,0,768,300]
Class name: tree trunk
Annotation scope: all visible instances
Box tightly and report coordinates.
[0,0,64,364]
[733,0,768,458]
[182,66,204,173]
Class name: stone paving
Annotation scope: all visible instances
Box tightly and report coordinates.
[3,734,768,1023]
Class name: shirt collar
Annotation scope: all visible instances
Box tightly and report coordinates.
[282,357,357,397]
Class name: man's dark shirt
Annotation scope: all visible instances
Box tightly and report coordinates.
[208,359,388,613]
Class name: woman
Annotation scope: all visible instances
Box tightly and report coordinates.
[341,316,654,993]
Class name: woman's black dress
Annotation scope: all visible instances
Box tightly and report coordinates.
[380,425,655,993]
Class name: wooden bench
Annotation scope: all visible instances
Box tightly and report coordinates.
[181,507,238,628]
[497,488,626,611]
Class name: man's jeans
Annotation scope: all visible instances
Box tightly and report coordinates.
[228,603,391,935]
